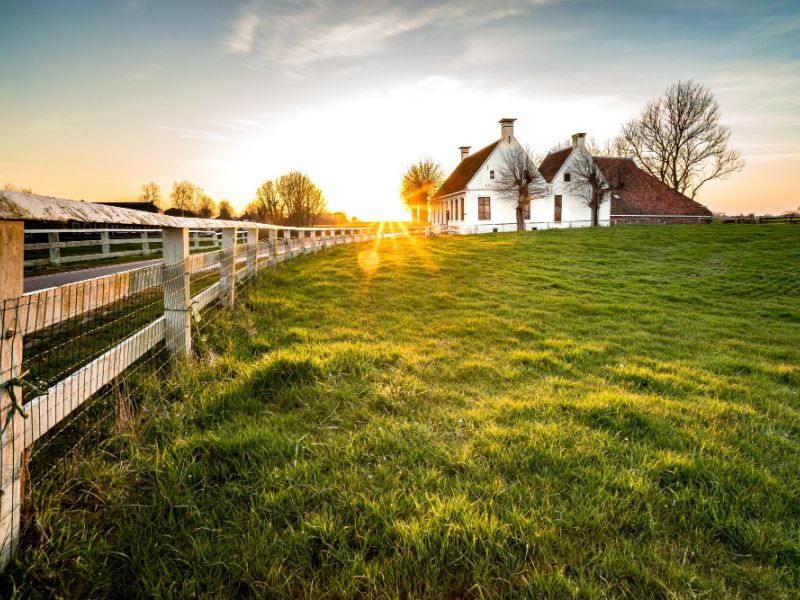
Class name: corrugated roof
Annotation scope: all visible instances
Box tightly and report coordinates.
[433,140,501,199]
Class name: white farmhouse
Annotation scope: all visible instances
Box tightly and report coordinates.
[430,119,602,233]
[430,118,712,233]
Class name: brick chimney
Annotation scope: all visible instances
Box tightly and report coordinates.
[572,132,587,151]
[499,118,516,141]
[459,146,471,161]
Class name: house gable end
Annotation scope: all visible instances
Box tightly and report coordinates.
[434,139,502,199]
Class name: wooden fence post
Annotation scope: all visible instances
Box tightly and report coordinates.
[47,231,61,266]
[246,229,258,278]
[220,228,237,307]
[267,229,277,265]
[100,230,110,256]
[0,220,24,570]
[162,228,191,356]
[141,232,151,256]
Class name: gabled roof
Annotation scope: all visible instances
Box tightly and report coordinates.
[594,157,713,217]
[538,147,572,183]
[433,139,502,199]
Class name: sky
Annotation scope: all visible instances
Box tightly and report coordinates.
[1,0,798,220]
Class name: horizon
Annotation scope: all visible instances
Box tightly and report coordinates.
[1,0,798,220]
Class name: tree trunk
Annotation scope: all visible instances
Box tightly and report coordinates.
[516,206,525,232]
[591,191,600,227]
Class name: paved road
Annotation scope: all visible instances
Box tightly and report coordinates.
[24,259,163,293]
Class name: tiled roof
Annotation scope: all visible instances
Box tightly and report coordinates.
[433,140,501,199]
[538,147,572,183]
[595,157,713,217]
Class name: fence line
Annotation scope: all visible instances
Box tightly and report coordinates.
[0,190,381,570]
[23,229,227,267]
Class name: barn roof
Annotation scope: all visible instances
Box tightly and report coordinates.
[595,157,713,216]
[433,140,502,199]
[538,147,572,183]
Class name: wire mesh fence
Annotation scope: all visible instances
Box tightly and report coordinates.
[0,224,375,568]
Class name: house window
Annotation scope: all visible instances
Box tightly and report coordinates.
[564,173,571,182]
[489,170,495,180]
[478,197,491,220]
[554,195,562,223]
[523,202,530,220]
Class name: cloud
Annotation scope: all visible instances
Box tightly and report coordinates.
[126,62,164,81]
[225,7,260,54]
[227,0,551,69]
[152,124,236,143]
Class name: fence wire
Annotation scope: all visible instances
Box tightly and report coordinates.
[1,227,373,564]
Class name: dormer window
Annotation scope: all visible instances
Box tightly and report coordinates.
[564,173,571,182]
[489,170,495,180]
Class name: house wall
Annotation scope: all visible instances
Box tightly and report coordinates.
[548,148,611,228]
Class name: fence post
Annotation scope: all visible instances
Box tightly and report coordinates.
[268,229,278,265]
[141,232,151,256]
[47,231,61,266]
[0,220,24,570]
[100,230,110,256]
[220,228,237,307]
[163,228,191,356]
[246,228,258,278]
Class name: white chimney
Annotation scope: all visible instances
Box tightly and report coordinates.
[572,132,587,151]
[499,118,516,141]
[459,146,471,161]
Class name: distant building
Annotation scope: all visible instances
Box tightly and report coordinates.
[163,207,198,218]
[97,200,161,213]
[431,119,712,233]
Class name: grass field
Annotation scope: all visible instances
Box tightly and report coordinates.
[4,225,799,598]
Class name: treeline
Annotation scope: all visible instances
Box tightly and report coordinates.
[241,172,326,226]
[138,171,339,226]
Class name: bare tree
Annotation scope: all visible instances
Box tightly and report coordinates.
[545,137,617,157]
[401,158,443,224]
[246,180,283,223]
[170,181,197,216]
[568,154,630,226]
[139,182,162,208]
[217,200,235,220]
[493,145,549,231]
[196,192,216,218]
[3,183,33,193]
[616,80,744,199]
[276,172,327,226]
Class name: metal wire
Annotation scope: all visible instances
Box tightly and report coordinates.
[0,225,377,563]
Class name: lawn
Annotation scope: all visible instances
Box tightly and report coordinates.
[4,225,799,598]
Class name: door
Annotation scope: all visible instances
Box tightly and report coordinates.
[554,195,562,223]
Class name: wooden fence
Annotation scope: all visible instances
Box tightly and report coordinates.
[0,190,380,570]
[23,228,231,267]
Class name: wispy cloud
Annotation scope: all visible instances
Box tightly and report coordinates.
[126,62,164,81]
[225,7,260,54]
[226,0,552,70]
[153,124,236,143]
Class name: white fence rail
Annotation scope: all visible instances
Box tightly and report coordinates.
[0,190,380,570]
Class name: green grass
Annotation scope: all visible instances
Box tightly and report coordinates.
[4,225,800,598]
